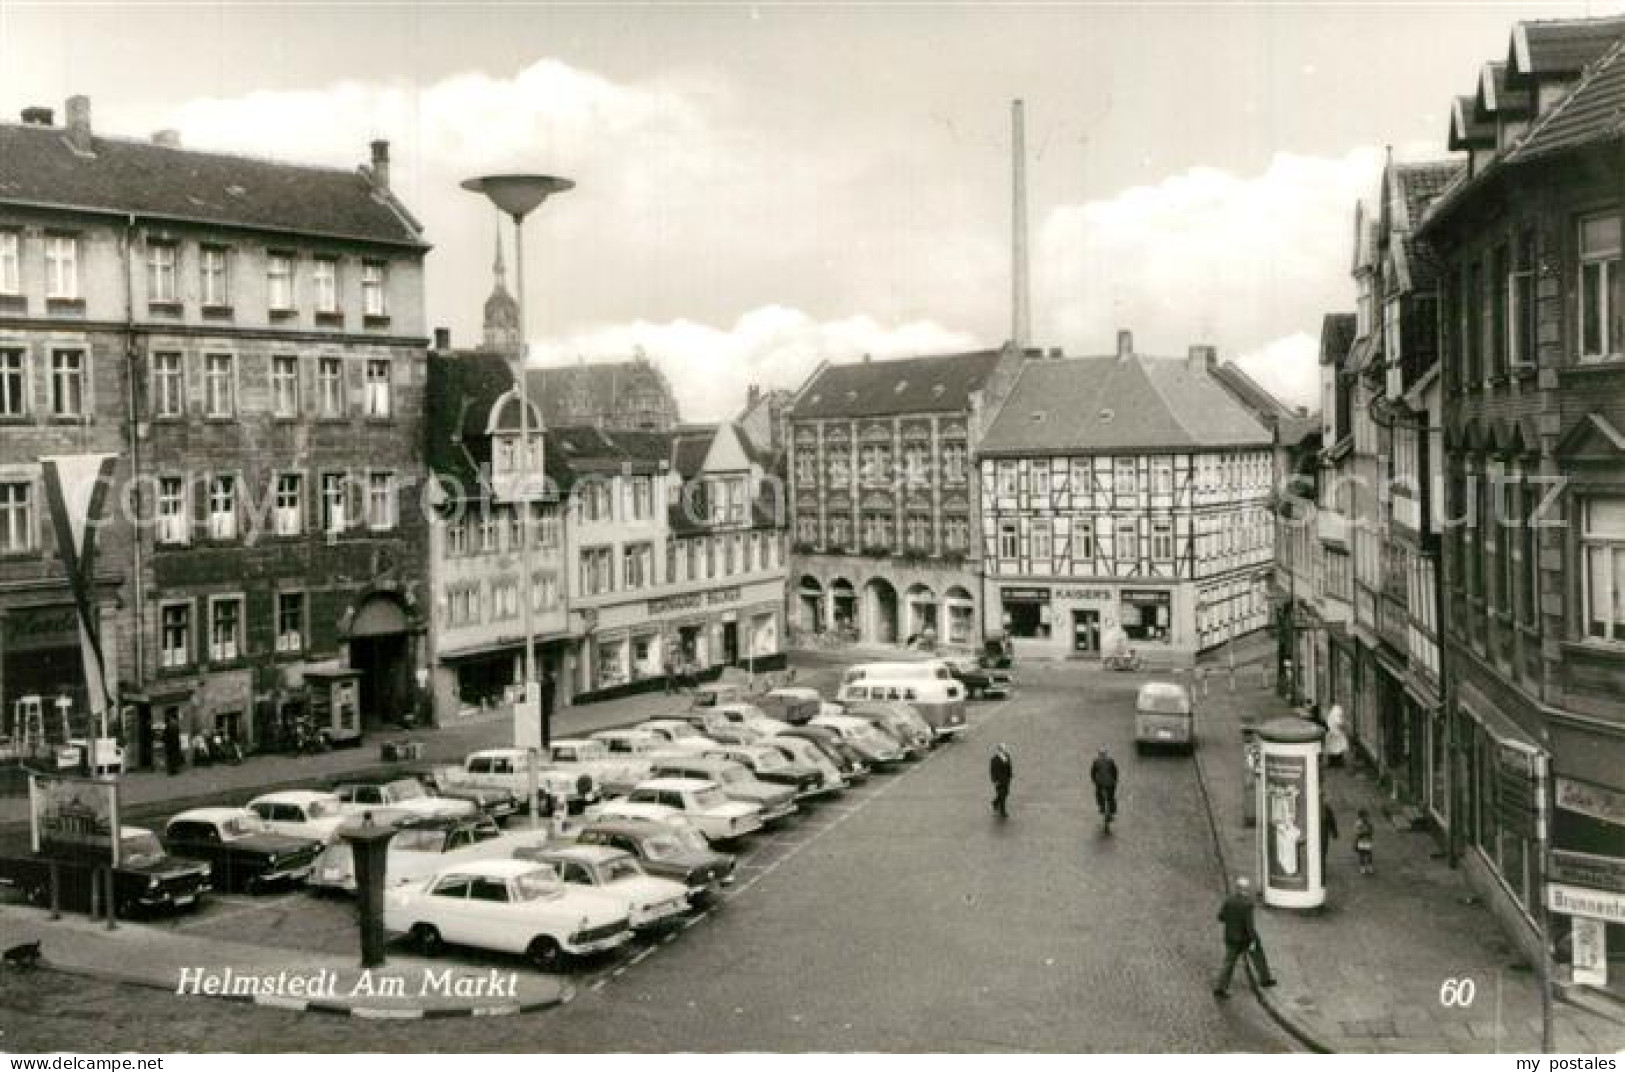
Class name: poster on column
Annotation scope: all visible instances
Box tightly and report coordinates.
[1264,753,1308,891]
[1572,916,1608,987]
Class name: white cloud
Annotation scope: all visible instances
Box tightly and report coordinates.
[1232,333,1322,414]
[527,307,980,422]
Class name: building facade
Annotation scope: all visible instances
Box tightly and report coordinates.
[0,99,430,765]
[528,350,681,433]
[785,345,1030,652]
[1419,15,1625,995]
[977,335,1276,665]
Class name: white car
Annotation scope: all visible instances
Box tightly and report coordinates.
[586,799,705,837]
[697,703,792,745]
[759,736,847,796]
[625,777,764,844]
[308,814,547,894]
[812,713,907,768]
[515,845,692,931]
[591,728,692,766]
[383,859,632,971]
[460,748,599,811]
[333,778,476,822]
[246,791,347,842]
[544,739,651,798]
[635,720,722,754]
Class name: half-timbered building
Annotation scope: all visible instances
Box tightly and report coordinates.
[977,333,1276,664]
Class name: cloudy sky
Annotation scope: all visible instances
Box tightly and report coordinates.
[2,1,1615,419]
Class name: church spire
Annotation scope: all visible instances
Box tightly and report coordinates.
[481,212,520,354]
[493,223,507,290]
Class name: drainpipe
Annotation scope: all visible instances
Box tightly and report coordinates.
[121,215,147,706]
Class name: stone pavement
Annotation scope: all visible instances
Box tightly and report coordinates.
[0,902,568,1017]
[1190,638,1625,1054]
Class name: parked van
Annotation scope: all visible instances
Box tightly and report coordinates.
[835,662,967,740]
[1134,682,1195,752]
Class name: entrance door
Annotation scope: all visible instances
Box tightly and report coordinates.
[721,622,739,665]
[352,634,409,728]
[1072,609,1100,655]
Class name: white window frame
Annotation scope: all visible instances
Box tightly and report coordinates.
[1031,522,1052,560]
[0,231,19,295]
[275,591,306,653]
[159,601,192,669]
[1073,518,1095,560]
[274,472,303,536]
[317,357,343,418]
[151,352,184,418]
[998,522,1018,560]
[270,355,299,418]
[942,443,966,484]
[313,257,339,314]
[147,242,177,303]
[156,475,189,546]
[1580,213,1620,362]
[203,353,235,418]
[0,348,26,417]
[1151,519,1175,561]
[268,252,295,312]
[50,349,86,417]
[320,472,348,535]
[361,261,387,317]
[366,471,397,531]
[1582,498,1625,644]
[208,594,245,663]
[1114,518,1137,562]
[207,474,239,541]
[199,245,230,307]
[364,359,391,418]
[44,235,78,299]
[0,478,36,553]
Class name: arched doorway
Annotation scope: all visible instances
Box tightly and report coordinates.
[798,576,825,634]
[905,584,938,645]
[830,579,857,638]
[944,586,976,647]
[863,578,899,645]
[348,593,415,729]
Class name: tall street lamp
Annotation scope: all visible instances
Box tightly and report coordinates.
[461,174,573,771]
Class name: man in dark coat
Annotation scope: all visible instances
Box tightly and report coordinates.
[989,744,1013,817]
[539,671,557,745]
[1090,747,1119,820]
[1321,799,1339,874]
[1213,876,1276,997]
[162,718,182,776]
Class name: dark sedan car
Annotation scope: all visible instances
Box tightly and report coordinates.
[572,818,736,904]
[161,808,323,894]
[406,768,522,823]
[1,826,212,917]
[778,725,870,784]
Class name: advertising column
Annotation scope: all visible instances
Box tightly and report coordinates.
[1255,716,1327,909]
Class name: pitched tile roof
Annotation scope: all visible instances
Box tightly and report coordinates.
[1210,361,1295,426]
[0,121,424,247]
[1390,161,1465,292]
[790,348,1018,420]
[1320,314,1357,367]
[1510,15,1625,86]
[545,426,672,475]
[1504,33,1625,165]
[425,352,571,498]
[1277,415,1323,449]
[525,359,680,432]
[977,354,1272,456]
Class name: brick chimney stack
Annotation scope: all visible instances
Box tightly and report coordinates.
[1188,344,1218,372]
[747,385,761,408]
[1116,330,1134,362]
[64,95,93,154]
[369,139,390,192]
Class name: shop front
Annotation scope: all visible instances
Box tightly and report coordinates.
[997,583,1188,662]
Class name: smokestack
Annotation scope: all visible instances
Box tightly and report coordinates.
[1011,99,1032,352]
[1188,344,1217,372]
[1117,330,1134,361]
[64,95,92,154]
[369,139,390,191]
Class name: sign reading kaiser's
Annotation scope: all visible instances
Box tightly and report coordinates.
[30,773,120,867]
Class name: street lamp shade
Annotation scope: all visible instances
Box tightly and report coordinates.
[460,174,575,220]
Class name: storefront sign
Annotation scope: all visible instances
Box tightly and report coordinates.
[1557,777,1625,827]
[1548,883,1625,925]
[1055,587,1113,602]
[1001,587,1051,602]
[707,587,741,606]
[1263,754,1308,892]
[4,605,81,651]
[649,593,704,615]
[30,773,120,866]
[1572,917,1608,988]
[1550,850,1625,895]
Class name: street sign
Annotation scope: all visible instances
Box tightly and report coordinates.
[1556,777,1625,827]
[1550,849,1625,895]
[1548,883,1625,925]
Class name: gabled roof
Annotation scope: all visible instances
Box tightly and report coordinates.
[0,121,424,248]
[1320,314,1357,367]
[525,359,679,431]
[978,354,1272,456]
[1504,33,1625,165]
[1449,95,1497,150]
[1477,61,1532,118]
[1277,415,1323,449]
[789,348,1019,420]
[1387,161,1465,293]
[1209,361,1295,426]
[1509,15,1625,87]
[670,426,717,480]
[545,426,672,476]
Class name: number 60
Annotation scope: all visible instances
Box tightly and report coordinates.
[1439,978,1476,1007]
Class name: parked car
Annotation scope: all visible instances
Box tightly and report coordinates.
[308,814,539,894]
[512,844,691,931]
[333,778,477,822]
[691,702,791,745]
[811,714,907,769]
[161,808,323,894]
[0,826,212,917]
[625,778,764,844]
[634,720,723,754]
[585,798,705,837]
[777,725,870,784]
[688,681,747,709]
[406,767,522,823]
[753,687,823,726]
[837,661,968,739]
[573,818,735,904]
[843,701,934,757]
[759,734,847,795]
[940,656,1014,700]
[246,791,347,842]
[649,756,797,824]
[1135,681,1196,753]
[459,748,599,812]
[591,728,689,767]
[543,739,651,797]
[383,859,632,971]
[701,744,826,798]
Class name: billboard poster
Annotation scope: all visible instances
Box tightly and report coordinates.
[29,773,120,867]
[1572,916,1608,988]
[1264,753,1308,892]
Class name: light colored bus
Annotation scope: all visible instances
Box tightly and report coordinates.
[835,662,967,740]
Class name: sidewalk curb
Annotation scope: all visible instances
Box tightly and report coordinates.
[39,961,574,1019]
[1189,732,1334,1055]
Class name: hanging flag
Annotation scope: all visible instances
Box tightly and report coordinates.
[39,454,120,731]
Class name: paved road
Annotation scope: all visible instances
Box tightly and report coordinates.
[0,669,1293,1052]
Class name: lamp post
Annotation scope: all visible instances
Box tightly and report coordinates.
[461,174,573,817]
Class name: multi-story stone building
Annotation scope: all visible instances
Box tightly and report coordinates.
[0,98,430,763]
[528,350,681,433]
[1315,313,1360,730]
[1418,15,1625,994]
[785,345,1031,651]
[977,334,1276,664]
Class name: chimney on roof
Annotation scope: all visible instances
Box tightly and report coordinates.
[21,106,53,126]
[369,139,390,192]
[1116,330,1134,361]
[64,95,92,153]
[1188,343,1218,372]
[1295,405,1310,418]
[747,384,761,407]
[434,327,451,351]
[151,129,181,149]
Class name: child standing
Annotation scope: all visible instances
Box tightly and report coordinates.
[1354,809,1375,875]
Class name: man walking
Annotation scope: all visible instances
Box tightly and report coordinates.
[162,717,182,776]
[1214,876,1276,997]
[990,744,1013,817]
[539,670,557,745]
[1090,747,1119,821]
